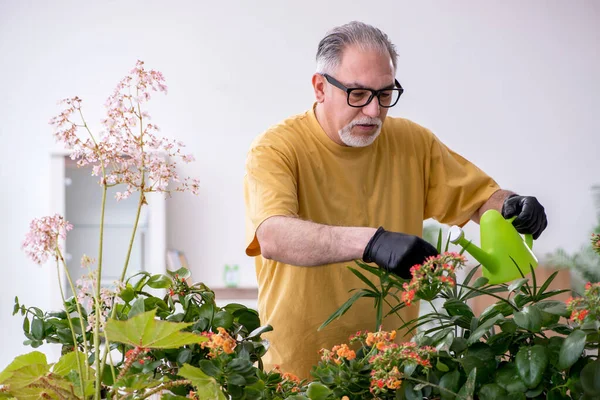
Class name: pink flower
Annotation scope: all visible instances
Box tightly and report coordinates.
[22,214,73,264]
[49,60,199,200]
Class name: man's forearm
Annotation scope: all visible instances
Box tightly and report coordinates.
[471,189,515,224]
[256,216,377,266]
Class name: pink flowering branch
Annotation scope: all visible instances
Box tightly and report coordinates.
[21,215,91,390]
[45,60,200,400]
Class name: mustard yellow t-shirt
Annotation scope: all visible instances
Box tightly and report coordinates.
[243,104,500,380]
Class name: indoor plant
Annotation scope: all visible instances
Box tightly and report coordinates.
[313,236,600,399]
[0,61,283,400]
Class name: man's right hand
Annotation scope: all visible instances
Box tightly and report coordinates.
[362,227,439,279]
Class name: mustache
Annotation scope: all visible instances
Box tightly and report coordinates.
[349,117,382,128]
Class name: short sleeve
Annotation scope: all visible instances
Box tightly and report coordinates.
[244,142,299,256]
[424,134,500,227]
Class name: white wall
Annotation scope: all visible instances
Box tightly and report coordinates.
[0,1,598,368]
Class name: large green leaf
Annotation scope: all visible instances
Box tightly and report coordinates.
[513,305,542,332]
[52,351,95,396]
[439,369,461,400]
[515,345,548,388]
[495,363,527,393]
[467,314,504,345]
[477,383,507,400]
[147,274,172,289]
[460,343,496,385]
[457,367,476,400]
[177,364,226,400]
[53,351,92,378]
[0,351,50,389]
[558,329,587,370]
[580,359,600,396]
[535,301,569,317]
[104,309,206,348]
[212,310,234,330]
[305,381,333,400]
[444,299,475,328]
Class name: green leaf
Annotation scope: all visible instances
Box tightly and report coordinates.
[580,359,600,396]
[348,266,379,293]
[147,274,172,289]
[167,267,192,280]
[457,367,476,400]
[0,351,48,383]
[508,278,529,293]
[53,351,94,379]
[546,336,564,367]
[234,309,261,333]
[472,276,489,288]
[515,345,548,388]
[178,364,226,400]
[495,363,527,393]
[199,359,222,377]
[513,305,542,332]
[30,318,44,340]
[536,301,570,317]
[128,298,146,318]
[444,299,474,329]
[305,381,333,400]
[212,311,234,330]
[104,309,206,348]
[460,343,495,385]
[537,270,559,296]
[318,289,370,331]
[459,265,481,298]
[247,324,273,339]
[119,285,136,303]
[176,349,193,365]
[467,314,504,345]
[477,383,507,400]
[558,329,587,370]
[439,369,461,400]
[0,351,50,390]
[524,384,544,398]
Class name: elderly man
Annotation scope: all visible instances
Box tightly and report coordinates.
[243,21,547,380]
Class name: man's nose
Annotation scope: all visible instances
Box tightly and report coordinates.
[362,97,380,117]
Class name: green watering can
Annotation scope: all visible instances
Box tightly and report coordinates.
[448,209,538,284]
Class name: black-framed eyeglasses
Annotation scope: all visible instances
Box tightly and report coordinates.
[321,73,403,108]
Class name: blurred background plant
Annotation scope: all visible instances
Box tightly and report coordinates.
[544,185,600,293]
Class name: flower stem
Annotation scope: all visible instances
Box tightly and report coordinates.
[54,258,86,394]
[56,248,91,373]
[404,376,459,397]
[94,183,108,400]
[138,380,191,400]
[119,192,145,282]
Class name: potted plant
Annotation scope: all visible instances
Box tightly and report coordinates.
[0,61,293,400]
[308,235,600,399]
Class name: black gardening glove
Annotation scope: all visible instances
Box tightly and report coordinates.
[501,194,548,240]
[363,227,439,279]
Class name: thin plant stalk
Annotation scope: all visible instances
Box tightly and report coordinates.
[56,247,91,376]
[54,258,85,394]
[77,106,108,400]
[99,100,147,382]
[93,183,107,400]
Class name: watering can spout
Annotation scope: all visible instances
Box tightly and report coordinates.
[447,209,538,284]
[448,226,498,273]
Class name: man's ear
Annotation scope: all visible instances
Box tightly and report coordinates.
[312,73,326,103]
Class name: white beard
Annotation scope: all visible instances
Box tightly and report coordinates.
[338,117,382,147]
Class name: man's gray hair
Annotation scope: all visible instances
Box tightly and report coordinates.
[316,21,398,74]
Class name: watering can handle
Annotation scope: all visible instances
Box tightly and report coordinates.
[507,217,534,249]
